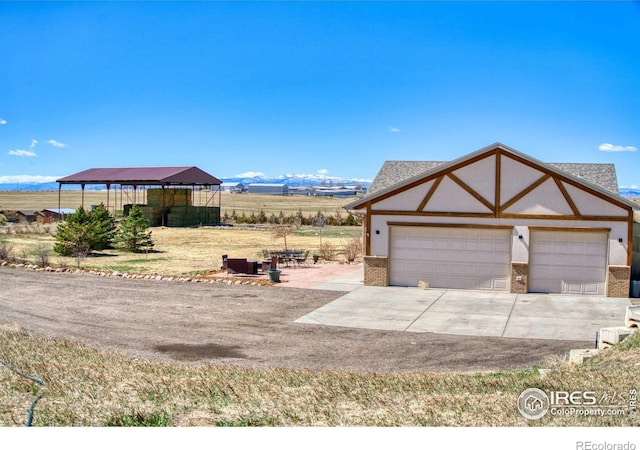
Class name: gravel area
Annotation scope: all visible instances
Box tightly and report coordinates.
[0,267,590,373]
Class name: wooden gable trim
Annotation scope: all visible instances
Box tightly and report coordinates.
[365,202,372,255]
[500,213,629,222]
[554,178,581,216]
[371,210,495,218]
[447,172,495,213]
[628,215,633,266]
[495,148,501,218]
[557,174,633,212]
[368,148,499,207]
[387,221,514,230]
[370,209,628,222]
[500,174,551,211]
[501,150,631,212]
[529,226,611,233]
[417,175,443,212]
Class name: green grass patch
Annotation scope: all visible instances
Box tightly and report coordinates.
[294,226,361,239]
[106,411,173,427]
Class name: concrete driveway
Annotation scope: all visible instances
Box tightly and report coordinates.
[297,267,632,341]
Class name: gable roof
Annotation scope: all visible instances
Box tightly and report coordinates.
[57,166,221,186]
[348,142,635,210]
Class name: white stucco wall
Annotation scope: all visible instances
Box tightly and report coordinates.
[372,180,434,211]
[423,176,492,213]
[500,156,546,203]
[563,183,629,216]
[451,154,495,200]
[503,178,575,215]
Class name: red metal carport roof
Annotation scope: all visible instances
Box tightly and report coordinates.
[57,166,221,186]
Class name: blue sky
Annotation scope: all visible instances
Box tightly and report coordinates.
[1,1,639,187]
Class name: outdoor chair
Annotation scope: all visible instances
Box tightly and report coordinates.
[294,250,310,267]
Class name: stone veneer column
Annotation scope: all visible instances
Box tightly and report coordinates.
[510,262,528,294]
[606,265,631,298]
[364,256,389,287]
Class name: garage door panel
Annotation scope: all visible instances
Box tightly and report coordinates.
[529,230,607,295]
[390,227,511,290]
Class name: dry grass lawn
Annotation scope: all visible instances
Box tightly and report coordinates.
[0,190,361,274]
[0,190,352,217]
[0,225,361,275]
[1,324,638,426]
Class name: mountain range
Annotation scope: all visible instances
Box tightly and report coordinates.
[0,173,373,192]
[2,174,640,198]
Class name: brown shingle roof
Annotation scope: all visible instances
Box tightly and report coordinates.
[350,143,634,211]
[548,163,618,195]
[57,166,221,186]
[367,160,619,196]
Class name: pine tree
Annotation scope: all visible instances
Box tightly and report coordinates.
[90,203,116,250]
[114,205,154,253]
[53,207,98,257]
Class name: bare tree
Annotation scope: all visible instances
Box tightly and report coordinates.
[273,218,293,251]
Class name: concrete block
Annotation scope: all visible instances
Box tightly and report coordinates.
[625,305,640,328]
[569,348,600,365]
[598,326,635,347]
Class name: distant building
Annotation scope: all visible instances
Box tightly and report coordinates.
[16,210,37,223]
[311,185,366,198]
[220,182,245,193]
[38,208,76,223]
[247,183,289,195]
[289,187,311,196]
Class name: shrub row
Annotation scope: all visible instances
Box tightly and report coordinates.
[222,209,361,226]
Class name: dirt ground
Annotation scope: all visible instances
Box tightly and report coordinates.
[0,267,590,373]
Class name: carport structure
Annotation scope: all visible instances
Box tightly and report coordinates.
[56,166,222,226]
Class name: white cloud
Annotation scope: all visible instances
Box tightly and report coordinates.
[30,139,38,149]
[0,118,6,125]
[8,149,37,157]
[317,169,328,175]
[598,143,637,152]
[0,175,60,184]
[235,171,266,178]
[389,127,400,133]
[48,139,66,148]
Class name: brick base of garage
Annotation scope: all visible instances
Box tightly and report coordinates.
[607,265,631,298]
[510,262,528,294]
[364,256,389,287]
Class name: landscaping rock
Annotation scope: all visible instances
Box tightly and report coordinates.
[598,326,635,349]
[569,348,599,364]
[625,305,640,328]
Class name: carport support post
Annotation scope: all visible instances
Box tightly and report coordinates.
[162,185,166,227]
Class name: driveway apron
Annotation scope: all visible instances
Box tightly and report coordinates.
[298,269,631,341]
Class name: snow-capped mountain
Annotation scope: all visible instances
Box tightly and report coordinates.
[220,173,372,188]
[0,174,372,191]
[619,188,640,198]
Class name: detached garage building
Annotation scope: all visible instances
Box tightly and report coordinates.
[346,143,638,297]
